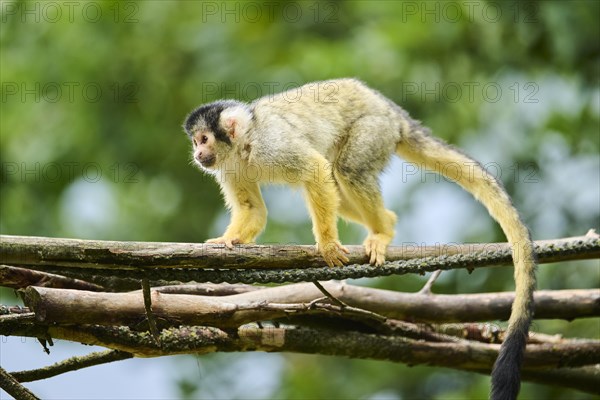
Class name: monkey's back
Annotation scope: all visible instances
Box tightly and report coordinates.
[250,78,404,167]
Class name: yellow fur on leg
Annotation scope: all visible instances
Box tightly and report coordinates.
[208,178,267,247]
[336,177,397,266]
[303,155,349,267]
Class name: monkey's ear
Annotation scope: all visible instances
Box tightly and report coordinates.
[220,106,252,140]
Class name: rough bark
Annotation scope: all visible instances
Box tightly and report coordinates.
[1,232,597,270]
[0,366,40,400]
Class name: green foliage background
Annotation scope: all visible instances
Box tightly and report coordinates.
[1,1,598,399]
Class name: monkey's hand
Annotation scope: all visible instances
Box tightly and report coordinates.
[319,241,350,267]
[206,236,245,249]
[206,206,266,250]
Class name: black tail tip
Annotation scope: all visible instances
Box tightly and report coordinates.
[490,371,521,400]
[490,329,528,400]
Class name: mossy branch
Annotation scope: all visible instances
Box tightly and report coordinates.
[1,231,598,285]
[3,323,599,395]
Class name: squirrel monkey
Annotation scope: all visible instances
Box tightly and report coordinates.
[183,78,536,400]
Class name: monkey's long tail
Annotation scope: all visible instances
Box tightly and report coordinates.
[396,126,536,400]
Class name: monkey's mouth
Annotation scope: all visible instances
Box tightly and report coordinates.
[199,155,216,168]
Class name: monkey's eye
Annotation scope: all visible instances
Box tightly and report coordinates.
[192,138,198,147]
[201,135,208,144]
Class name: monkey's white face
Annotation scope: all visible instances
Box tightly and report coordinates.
[191,130,218,170]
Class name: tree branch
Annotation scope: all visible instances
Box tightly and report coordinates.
[0,366,40,400]
[3,324,599,378]
[1,232,597,271]
[21,284,599,327]
[1,232,596,285]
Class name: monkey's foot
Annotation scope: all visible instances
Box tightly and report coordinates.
[206,236,241,249]
[318,241,350,267]
[363,234,391,266]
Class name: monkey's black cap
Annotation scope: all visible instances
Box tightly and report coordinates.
[183,100,245,145]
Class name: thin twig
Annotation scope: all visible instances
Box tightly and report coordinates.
[141,279,161,346]
[434,323,567,345]
[307,296,329,308]
[312,281,348,307]
[0,312,36,324]
[418,270,442,295]
[248,301,390,332]
[0,305,32,314]
[132,283,264,296]
[10,350,133,383]
[0,265,104,291]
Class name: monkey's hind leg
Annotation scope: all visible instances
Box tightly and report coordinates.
[336,176,397,266]
[302,153,350,267]
[334,115,399,265]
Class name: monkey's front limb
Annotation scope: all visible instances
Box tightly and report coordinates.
[303,156,349,267]
[207,179,267,248]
